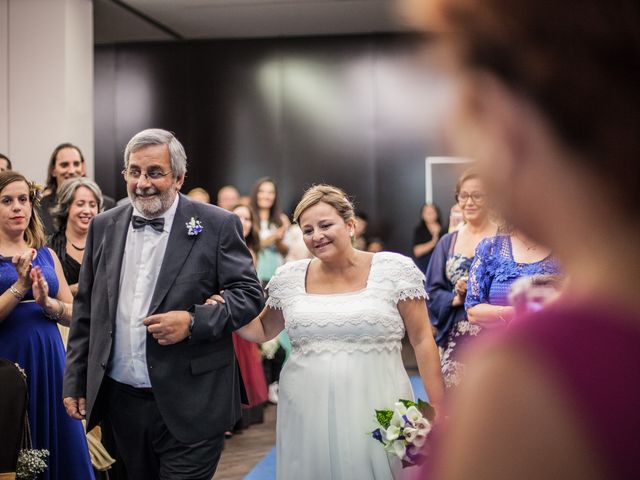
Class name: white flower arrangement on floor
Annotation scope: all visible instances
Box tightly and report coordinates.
[371,399,434,468]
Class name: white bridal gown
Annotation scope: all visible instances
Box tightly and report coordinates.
[267,252,426,480]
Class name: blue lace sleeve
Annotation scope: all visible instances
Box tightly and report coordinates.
[465,237,495,310]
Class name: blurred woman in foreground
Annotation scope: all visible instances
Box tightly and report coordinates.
[406,0,640,478]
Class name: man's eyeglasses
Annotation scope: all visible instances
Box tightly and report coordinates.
[456,192,486,204]
[121,169,171,181]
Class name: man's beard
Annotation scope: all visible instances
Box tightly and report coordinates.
[129,185,177,218]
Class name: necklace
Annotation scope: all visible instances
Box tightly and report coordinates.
[68,241,85,251]
[515,234,537,251]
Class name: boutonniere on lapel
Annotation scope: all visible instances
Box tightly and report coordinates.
[186,217,203,236]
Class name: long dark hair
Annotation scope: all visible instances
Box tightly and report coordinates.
[250,177,284,227]
[233,204,261,256]
[417,202,442,230]
[45,143,85,194]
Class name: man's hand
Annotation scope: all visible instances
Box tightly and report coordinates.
[64,396,86,420]
[144,311,191,345]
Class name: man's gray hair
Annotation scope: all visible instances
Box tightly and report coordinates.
[124,129,187,178]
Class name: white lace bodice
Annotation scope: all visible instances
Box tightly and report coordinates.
[266,252,426,356]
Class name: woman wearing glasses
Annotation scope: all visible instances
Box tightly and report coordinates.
[425,168,497,388]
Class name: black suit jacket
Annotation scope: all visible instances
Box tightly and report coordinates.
[63,194,264,443]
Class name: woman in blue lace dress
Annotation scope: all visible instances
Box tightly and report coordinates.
[0,171,94,480]
[465,230,562,327]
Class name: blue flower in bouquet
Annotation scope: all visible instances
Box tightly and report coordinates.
[371,399,435,468]
[186,217,203,236]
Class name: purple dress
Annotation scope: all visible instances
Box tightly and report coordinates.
[0,248,94,480]
[507,301,640,478]
[418,300,640,479]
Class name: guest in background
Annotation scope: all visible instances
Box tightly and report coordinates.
[250,177,290,403]
[425,168,496,388]
[366,237,385,253]
[448,204,464,232]
[40,143,115,235]
[217,185,240,211]
[353,210,369,250]
[407,0,640,478]
[48,178,103,297]
[47,177,119,479]
[0,171,94,480]
[413,203,442,274]
[0,153,11,171]
[224,204,268,433]
[251,177,290,285]
[284,223,313,262]
[465,227,561,327]
[187,187,211,204]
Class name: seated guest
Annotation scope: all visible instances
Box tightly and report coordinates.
[48,178,103,296]
[465,227,562,327]
[0,170,94,480]
[413,203,443,274]
[40,144,115,235]
[0,153,11,171]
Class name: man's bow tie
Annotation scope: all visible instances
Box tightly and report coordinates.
[131,215,165,232]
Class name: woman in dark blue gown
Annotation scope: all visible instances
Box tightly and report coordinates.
[0,171,94,480]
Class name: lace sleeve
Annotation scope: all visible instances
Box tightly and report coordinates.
[378,253,427,303]
[465,238,494,310]
[265,260,306,310]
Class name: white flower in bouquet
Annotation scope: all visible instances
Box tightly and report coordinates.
[371,398,435,468]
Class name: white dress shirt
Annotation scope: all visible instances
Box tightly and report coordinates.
[108,194,179,387]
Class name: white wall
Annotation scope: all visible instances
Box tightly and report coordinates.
[0,0,93,184]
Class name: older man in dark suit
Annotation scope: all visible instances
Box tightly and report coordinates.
[63,129,264,479]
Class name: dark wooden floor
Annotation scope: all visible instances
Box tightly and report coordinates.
[213,405,277,480]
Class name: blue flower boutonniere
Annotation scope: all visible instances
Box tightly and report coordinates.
[186,217,203,236]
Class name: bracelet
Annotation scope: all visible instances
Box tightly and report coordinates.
[44,299,65,321]
[9,285,25,301]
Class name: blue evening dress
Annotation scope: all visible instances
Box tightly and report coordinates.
[0,247,94,480]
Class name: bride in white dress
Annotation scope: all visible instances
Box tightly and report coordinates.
[235,185,445,479]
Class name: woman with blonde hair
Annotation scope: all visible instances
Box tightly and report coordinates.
[221,184,444,478]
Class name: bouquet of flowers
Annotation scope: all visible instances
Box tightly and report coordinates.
[16,448,49,480]
[371,399,435,468]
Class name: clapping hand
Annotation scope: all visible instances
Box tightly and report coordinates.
[11,249,36,292]
[30,266,49,308]
[144,311,191,346]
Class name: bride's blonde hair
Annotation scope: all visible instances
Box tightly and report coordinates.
[293,184,355,225]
